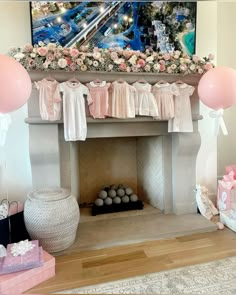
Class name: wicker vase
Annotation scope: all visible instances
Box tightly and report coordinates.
[24,188,80,253]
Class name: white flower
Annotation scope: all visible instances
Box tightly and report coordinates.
[93,60,99,67]
[171,64,177,70]
[58,58,67,68]
[153,63,160,71]
[43,62,50,69]
[108,64,114,70]
[93,52,101,60]
[38,41,45,47]
[190,64,196,71]
[47,43,56,50]
[146,56,154,63]
[114,58,125,65]
[88,60,93,65]
[128,56,137,65]
[30,53,36,58]
[33,48,38,53]
[14,52,25,60]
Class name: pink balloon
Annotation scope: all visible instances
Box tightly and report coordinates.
[0,54,31,113]
[198,66,236,110]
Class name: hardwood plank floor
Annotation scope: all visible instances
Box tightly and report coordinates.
[27,229,236,294]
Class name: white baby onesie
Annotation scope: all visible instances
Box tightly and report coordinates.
[54,81,92,141]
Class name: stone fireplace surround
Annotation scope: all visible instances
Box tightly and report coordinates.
[26,71,202,215]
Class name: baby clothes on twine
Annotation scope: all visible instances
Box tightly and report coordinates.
[168,83,195,132]
[133,82,159,118]
[152,82,178,120]
[109,81,136,119]
[54,81,92,141]
[86,81,110,119]
[34,79,61,121]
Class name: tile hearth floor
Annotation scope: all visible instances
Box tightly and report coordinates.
[58,203,217,255]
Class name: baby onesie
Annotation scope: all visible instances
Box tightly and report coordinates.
[133,82,159,118]
[86,81,110,119]
[54,81,92,141]
[34,79,61,121]
[168,83,195,132]
[152,82,178,120]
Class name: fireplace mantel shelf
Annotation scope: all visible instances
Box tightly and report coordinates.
[25,115,202,125]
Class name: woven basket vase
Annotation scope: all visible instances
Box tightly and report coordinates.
[24,188,80,253]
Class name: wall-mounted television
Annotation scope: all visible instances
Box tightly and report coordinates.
[30,1,197,55]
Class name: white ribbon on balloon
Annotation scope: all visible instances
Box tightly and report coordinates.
[209,108,228,136]
[0,113,11,147]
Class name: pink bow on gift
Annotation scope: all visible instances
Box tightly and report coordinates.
[223,171,236,189]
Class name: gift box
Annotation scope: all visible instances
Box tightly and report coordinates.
[0,251,55,294]
[0,241,43,274]
[217,181,236,211]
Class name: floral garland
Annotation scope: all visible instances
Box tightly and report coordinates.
[8,42,214,75]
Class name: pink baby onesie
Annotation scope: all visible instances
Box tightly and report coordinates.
[54,81,92,141]
[168,83,195,132]
[133,82,159,118]
[86,81,110,118]
[152,82,178,120]
[109,81,136,119]
[34,79,61,121]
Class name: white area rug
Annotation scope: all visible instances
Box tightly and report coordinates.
[56,256,236,294]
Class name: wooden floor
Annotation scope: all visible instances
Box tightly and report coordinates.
[27,229,236,294]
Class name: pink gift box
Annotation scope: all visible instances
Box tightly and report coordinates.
[0,251,55,294]
[217,181,236,211]
[0,241,43,274]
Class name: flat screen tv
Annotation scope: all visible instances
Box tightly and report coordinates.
[30,1,197,55]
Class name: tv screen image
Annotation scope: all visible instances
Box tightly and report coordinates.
[30,1,197,55]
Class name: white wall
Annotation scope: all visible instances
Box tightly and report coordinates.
[0,1,220,201]
[196,1,218,195]
[217,2,236,178]
[0,2,32,201]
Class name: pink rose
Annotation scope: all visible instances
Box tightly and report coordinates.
[205,63,213,71]
[46,53,55,61]
[180,64,187,72]
[37,47,48,56]
[70,48,79,58]
[140,53,147,59]
[27,58,35,67]
[159,64,166,72]
[58,58,67,68]
[76,58,83,66]
[124,50,133,58]
[65,57,72,66]
[137,59,146,68]
[80,45,88,52]
[23,44,33,53]
[70,63,77,71]
[159,60,166,65]
[110,52,118,60]
[163,53,171,61]
[198,68,204,74]
[208,53,215,60]
[93,47,99,52]
[119,63,127,71]
[63,48,70,56]
[192,55,200,63]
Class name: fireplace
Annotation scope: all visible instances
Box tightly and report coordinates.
[26,71,202,215]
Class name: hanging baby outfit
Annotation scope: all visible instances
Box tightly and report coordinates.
[34,79,61,121]
[152,82,178,120]
[109,81,136,119]
[133,82,159,118]
[168,83,195,132]
[54,81,92,141]
[86,81,110,119]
